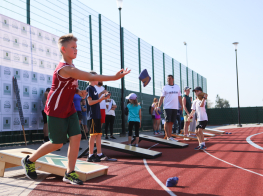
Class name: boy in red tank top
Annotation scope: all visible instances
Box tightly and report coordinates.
[21,33,130,185]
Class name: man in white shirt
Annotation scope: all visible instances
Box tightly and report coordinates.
[189,87,208,150]
[94,81,108,127]
[158,75,183,141]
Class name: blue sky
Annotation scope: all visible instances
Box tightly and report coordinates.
[79,0,263,107]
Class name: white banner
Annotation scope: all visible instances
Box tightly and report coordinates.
[0,14,60,131]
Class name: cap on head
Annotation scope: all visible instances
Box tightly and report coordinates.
[193,86,203,92]
[125,93,137,100]
[184,87,191,91]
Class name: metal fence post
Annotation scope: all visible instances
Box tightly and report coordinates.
[98,14,102,75]
[186,66,189,86]
[197,73,199,86]
[152,46,155,95]
[138,38,141,93]
[26,0,30,25]
[172,58,174,78]
[180,63,182,94]
[192,70,194,98]
[163,53,165,86]
[89,15,93,70]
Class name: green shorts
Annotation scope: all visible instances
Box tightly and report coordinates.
[47,112,81,144]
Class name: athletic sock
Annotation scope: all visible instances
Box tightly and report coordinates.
[201,142,205,146]
[97,153,102,156]
[89,154,93,158]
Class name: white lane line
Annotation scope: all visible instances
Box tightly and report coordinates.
[246,132,263,150]
[143,143,177,196]
[204,150,263,177]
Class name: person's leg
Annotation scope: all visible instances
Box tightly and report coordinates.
[135,122,140,145]
[89,135,96,154]
[156,119,160,131]
[168,122,173,137]
[177,115,181,134]
[96,135,102,154]
[128,121,134,144]
[110,116,115,137]
[164,122,169,138]
[84,125,88,134]
[184,120,190,136]
[199,128,205,143]
[105,115,110,137]
[67,134,81,173]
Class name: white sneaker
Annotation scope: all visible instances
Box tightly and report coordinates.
[168,137,178,142]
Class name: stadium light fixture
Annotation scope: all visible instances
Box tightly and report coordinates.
[233,42,239,50]
[116,0,123,9]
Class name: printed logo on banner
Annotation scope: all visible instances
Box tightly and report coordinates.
[21,24,27,35]
[3,34,10,43]
[24,117,29,128]
[32,43,36,53]
[53,50,58,58]
[46,62,51,69]
[4,100,11,112]
[32,58,37,67]
[39,74,45,82]
[31,117,38,128]
[32,87,38,98]
[39,45,44,54]
[39,116,44,128]
[13,37,19,48]
[13,53,20,62]
[39,60,45,68]
[23,101,30,113]
[3,83,11,96]
[23,70,30,82]
[46,48,51,57]
[14,69,21,80]
[53,63,57,69]
[39,88,45,99]
[3,50,11,61]
[22,55,29,64]
[31,102,38,113]
[3,117,11,129]
[52,37,56,45]
[3,67,11,79]
[2,17,9,29]
[47,75,52,85]
[14,100,19,112]
[23,86,30,97]
[13,117,20,130]
[45,34,50,41]
[32,72,38,83]
[22,40,28,49]
[38,31,43,41]
[31,28,35,36]
[12,21,18,31]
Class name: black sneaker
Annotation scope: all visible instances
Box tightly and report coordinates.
[105,136,109,139]
[21,155,37,180]
[98,153,107,160]
[194,146,200,150]
[87,154,101,162]
[110,136,116,139]
[199,145,207,150]
[63,171,83,185]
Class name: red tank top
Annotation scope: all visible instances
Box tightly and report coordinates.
[44,62,78,118]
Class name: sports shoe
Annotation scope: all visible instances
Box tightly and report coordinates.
[199,145,207,150]
[154,131,158,135]
[194,146,200,150]
[63,171,83,185]
[105,136,109,139]
[168,137,178,142]
[110,136,116,139]
[21,155,37,180]
[87,154,101,162]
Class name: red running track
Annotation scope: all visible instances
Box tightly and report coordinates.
[29,127,263,196]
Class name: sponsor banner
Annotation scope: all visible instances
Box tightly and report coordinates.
[22,85,30,99]
[2,32,11,47]
[31,101,38,114]
[22,100,30,114]
[12,114,21,130]
[31,86,38,99]
[12,79,21,99]
[31,72,38,84]
[1,98,12,114]
[46,75,52,85]
[2,82,12,98]
[1,66,12,81]
[30,115,38,130]
[38,114,44,129]
[13,99,19,114]
[22,70,31,83]
[2,115,12,131]
[23,115,30,130]
[0,115,2,132]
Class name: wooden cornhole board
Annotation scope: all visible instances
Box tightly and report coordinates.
[0,148,108,181]
[171,134,209,141]
[203,132,215,137]
[205,128,225,134]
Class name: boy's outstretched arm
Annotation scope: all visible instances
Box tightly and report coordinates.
[59,67,131,81]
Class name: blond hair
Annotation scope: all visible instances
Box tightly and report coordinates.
[129,99,138,106]
[58,33,78,54]
[152,98,158,104]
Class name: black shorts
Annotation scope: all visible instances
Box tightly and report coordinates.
[77,111,82,121]
[164,109,177,123]
[88,119,102,136]
[152,115,155,119]
[196,121,208,130]
[42,110,47,124]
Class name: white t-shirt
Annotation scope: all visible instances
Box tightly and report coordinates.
[151,103,156,115]
[161,84,181,109]
[95,85,106,109]
[191,100,208,121]
[106,99,116,116]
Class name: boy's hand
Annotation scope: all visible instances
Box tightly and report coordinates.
[78,90,87,98]
[115,68,131,79]
[104,93,111,100]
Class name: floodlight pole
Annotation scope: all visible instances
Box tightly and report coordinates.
[234,44,242,127]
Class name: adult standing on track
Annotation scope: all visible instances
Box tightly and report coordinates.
[182,87,192,139]
[151,98,158,134]
[158,75,182,141]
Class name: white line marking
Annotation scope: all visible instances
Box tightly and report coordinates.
[143,143,177,196]
[246,132,263,150]
[204,150,263,177]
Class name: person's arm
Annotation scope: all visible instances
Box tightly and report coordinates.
[200,94,207,107]
[139,109,141,128]
[158,96,164,108]
[59,66,130,82]
[111,105,117,110]
[151,105,154,114]
[179,96,183,111]
[81,105,87,112]
[87,94,110,106]
[44,91,48,99]
[98,90,107,98]
[182,97,190,116]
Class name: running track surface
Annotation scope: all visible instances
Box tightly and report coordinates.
[29,127,263,196]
